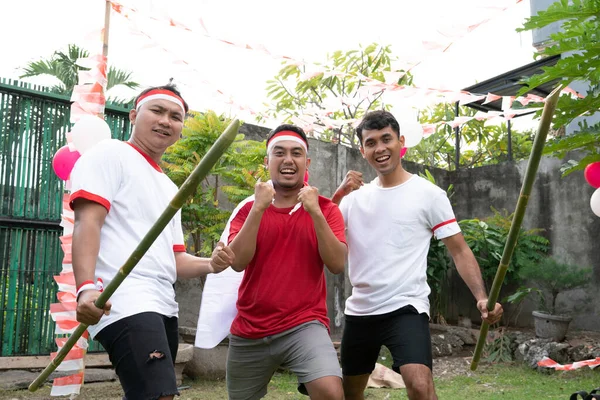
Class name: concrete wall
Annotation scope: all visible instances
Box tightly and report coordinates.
[175,123,600,336]
[445,156,600,331]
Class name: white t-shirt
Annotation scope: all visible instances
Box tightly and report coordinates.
[339,174,460,317]
[69,139,185,338]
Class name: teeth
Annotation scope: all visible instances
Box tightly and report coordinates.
[376,156,389,162]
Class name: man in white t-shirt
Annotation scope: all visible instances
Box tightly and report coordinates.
[69,84,234,400]
[331,110,503,400]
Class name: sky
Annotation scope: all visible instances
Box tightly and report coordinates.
[0,0,537,129]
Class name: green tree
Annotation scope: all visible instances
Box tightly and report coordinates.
[163,111,268,256]
[460,209,550,284]
[518,0,600,176]
[405,104,535,170]
[261,43,413,148]
[20,44,139,98]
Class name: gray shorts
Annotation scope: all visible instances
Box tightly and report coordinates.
[227,321,342,400]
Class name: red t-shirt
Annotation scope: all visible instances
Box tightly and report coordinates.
[228,196,346,339]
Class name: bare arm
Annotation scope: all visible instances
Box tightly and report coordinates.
[331,170,363,205]
[72,199,111,325]
[310,209,347,274]
[229,182,274,272]
[299,186,347,274]
[443,233,487,301]
[442,233,503,324]
[175,242,235,278]
[72,200,107,289]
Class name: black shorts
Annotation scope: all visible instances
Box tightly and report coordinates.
[340,305,432,376]
[95,312,180,400]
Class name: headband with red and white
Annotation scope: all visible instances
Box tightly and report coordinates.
[136,89,186,115]
[266,130,308,154]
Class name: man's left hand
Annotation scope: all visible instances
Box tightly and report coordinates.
[477,300,503,325]
[298,186,320,215]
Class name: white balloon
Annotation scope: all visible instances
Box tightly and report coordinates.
[591,187,600,217]
[401,121,423,148]
[71,115,111,154]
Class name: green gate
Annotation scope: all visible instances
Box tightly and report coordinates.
[0,79,131,356]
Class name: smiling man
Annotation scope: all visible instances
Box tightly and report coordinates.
[69,84,235,400]
[223,124,347,400]
[331,110,503,400]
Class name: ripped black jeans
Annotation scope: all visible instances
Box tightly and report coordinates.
[96,312,179,400]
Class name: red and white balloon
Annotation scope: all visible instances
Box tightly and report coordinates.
[401,120,423,148]
[591,188,600,217]
[584,161,600,189]
[52,115,111,180]
[583,161,600,217]
[70,115,111,155]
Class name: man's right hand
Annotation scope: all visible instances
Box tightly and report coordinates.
[332,170,363,204]
[76,290,111,325]
[253,181,276,211]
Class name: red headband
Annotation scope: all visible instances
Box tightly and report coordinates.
[266,130,308,153]
[136,89,186,114]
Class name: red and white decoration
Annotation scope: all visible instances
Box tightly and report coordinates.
[584,161,600,217]
[50,52,111,397]
[538,356,600,371]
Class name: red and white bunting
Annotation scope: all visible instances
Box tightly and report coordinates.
[50,372,85,397]
[106,0,552,118]
[538,357,600,371]
[51,50,107,397]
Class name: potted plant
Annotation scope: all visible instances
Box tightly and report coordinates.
[507,257,592,342]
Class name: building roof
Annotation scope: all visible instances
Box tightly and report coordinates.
[461,54,561,115]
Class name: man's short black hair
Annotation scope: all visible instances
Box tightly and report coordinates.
[356,110,400,145]
[134,83,189,113]
[266,124,309,150]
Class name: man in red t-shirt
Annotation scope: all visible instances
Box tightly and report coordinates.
[225,124,347,400]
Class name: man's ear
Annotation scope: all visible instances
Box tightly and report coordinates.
[399,134,406,148]
[306,157,311,169]
[129,109,137,125]
[360,146,366,159]
[264,155,268,168]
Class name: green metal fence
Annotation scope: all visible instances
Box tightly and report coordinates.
[0,78,131,356]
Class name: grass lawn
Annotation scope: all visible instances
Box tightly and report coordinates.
[3,363,598,399]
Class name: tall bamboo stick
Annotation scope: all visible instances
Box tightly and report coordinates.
[470,86,562,371]
[29,119,240,392]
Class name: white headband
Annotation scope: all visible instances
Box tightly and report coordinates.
[136,93,186,116]
[267,135,308,154]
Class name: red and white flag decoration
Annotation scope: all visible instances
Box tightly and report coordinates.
[49,51,108,397]
[49,195,88,397]
[538,357,600,371]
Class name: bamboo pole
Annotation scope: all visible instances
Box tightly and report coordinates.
[470,86,562,371]
[29,119,240,392]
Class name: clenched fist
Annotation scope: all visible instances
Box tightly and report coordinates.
[76,290,111,325]
[209,241,235,274]
[477,300,504,325]
[338,170,364,196]
[298,186,320,215]
[253,181,275,211]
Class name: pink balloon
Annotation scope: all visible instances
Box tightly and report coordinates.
[400,147,407,159]
[52,145,81,180]
[584,161,600,188]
